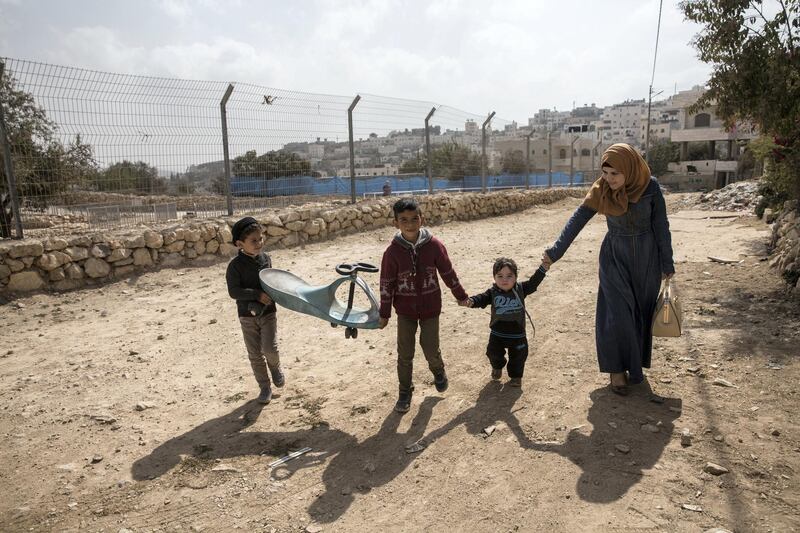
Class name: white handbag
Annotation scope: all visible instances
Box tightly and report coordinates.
[652,279,682,337]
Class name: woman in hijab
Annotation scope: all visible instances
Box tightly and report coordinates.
[542,143,674,395]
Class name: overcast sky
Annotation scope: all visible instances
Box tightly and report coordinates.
[0,0,713,123]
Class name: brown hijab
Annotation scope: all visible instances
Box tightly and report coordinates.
[583,143,651,216]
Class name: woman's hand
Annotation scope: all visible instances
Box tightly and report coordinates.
[541,251,554,269]
[458,298,472,307]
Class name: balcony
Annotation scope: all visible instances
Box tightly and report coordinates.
[671,126,758,143]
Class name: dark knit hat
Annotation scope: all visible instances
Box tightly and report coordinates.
[231,216,259,243]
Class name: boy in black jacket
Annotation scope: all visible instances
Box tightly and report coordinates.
[460,257,547,388]
[226,217,285,404]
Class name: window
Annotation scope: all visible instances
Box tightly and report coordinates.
[531,149,536,155]
[581,148,591,156]
[559,148,566,159]
[694,113,711,127]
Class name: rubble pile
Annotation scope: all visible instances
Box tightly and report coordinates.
[697,180,761,212]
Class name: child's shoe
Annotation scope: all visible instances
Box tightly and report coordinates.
[491,367,502,381]
[394,388,413,413]
[433,370,448,393]
[270,366,285,388]
[257,385,273,404]
[508,377,522,388]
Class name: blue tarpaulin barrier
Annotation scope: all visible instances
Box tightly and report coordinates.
[230,172,595,197]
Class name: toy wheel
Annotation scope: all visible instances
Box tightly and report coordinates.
[344,328,352,339]
[351,327,358,339]
[330,322,338,328]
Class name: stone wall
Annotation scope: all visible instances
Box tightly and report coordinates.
[0,188,586,296]
[768,199,800,292]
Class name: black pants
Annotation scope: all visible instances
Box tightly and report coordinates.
[486,334,529,378]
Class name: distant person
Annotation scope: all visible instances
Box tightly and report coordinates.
[542,143,675,395]
[382,180,392,196]
[460,257,549,388]
[226,216,285,404]
[378,198,469,413]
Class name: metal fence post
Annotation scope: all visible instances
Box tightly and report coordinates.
[525,130,534,189]
[347,95,361,204]
[547,131,552,188]
[0,61,24,239]
[569,135,578,187]
[592,140,602,180]
[220,83,234,216]
[481,111,495,193]
[425,107,436,194]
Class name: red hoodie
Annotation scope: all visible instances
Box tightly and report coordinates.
[379,228,468,319]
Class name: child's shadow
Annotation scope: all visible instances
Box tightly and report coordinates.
[527,382,682,503]
[307,396,443,523]
[420,380,681,504]
[131,401,354,482]
[423,381,529,445]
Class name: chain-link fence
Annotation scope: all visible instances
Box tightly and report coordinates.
[0,58,600,238]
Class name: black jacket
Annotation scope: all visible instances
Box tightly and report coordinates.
[226,250,277,317]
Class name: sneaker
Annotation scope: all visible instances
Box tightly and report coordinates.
[257,385,273,404]
[508,377,522,388]
[270,366,285,388]
[433,370,448,393]
[491,367,502,381]
[394,389,413,413]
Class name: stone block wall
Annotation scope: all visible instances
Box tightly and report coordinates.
[0,188,586,296]
[768,199,800,292]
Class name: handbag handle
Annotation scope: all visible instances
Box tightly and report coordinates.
[661,279,673,323]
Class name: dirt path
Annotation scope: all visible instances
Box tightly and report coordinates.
[1,194,798,532]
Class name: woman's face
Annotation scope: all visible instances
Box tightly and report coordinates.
[601,165,626,190]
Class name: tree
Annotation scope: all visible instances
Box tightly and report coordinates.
[501,149,526,174]
[0,68,98,206]
[647,139,681,176]
[92,160,165,194]
[232,150,311,179]
[680,0,800,202]
[399,142,482,179]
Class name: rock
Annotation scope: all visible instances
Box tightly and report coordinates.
[712,377,735,387]
[43,238,68,251]
[482,425,496,437]
[134,401,155,411]
[614,444,630,454]
[703,529,733,533]
[8,240,44,259]
[122,235,145,248]
[84,258,111,278]
[641,424,660,433]
[88,412,117,425]
[771,428,781,436]
[133,247,153,266]
[64,246,89,261]
[681,503,703,512]
[37,251,71,270]
[65,264,84,280]
[0,264,10,279]
[8,271,45,292]
[680,429,692,447]
[305,525,323,533]
[144,230,164,248]
[211,464,239,473]
[703,462,729,475]
[107,248,132,262]
[91,455,103,464]
[159,252,184,267]
[90,244,111,258]
[5,258,25,272]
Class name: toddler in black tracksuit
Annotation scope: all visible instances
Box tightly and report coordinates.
[461,257,547,387]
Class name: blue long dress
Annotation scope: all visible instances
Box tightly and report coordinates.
[546,178,675,384]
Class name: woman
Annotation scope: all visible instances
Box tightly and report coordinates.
[543,143,674,395]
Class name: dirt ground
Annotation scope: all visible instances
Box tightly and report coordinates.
[1,193,799,533]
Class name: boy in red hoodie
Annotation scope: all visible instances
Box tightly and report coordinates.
[379,198,469,413]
